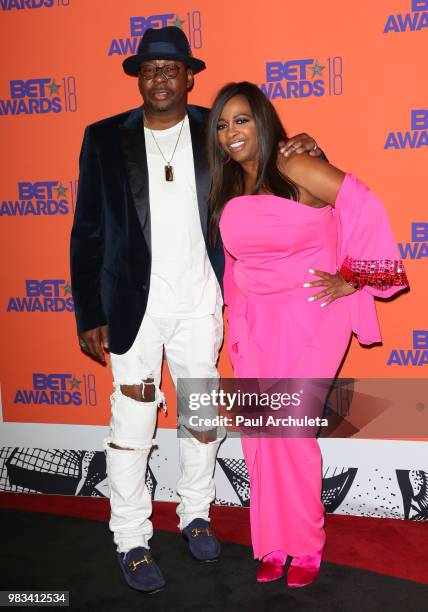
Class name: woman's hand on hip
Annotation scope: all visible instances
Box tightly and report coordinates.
[303,269,356,307]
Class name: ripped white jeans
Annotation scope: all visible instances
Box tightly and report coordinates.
[104,306,224,553]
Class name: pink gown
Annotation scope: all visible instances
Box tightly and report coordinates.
[219,173,408,560]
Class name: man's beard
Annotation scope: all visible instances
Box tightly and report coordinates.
[145,99,174,113]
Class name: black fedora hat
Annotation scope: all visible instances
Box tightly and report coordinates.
[122,26,206,77]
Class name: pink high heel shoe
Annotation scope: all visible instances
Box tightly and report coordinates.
[256,550,287,583]
[286,549,322,588]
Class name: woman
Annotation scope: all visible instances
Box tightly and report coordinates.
[207,82,408,587]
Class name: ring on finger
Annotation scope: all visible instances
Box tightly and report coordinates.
[312,144,318,152]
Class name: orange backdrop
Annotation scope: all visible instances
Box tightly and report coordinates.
[1,0,427,429]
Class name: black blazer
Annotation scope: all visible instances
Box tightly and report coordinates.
[70,104,225,355]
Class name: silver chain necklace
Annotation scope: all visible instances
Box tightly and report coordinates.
[145,115,186,182]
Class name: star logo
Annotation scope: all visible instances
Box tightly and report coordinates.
[310,60,325,78]
[69,376,81,390]
[55,182,68,198]
[48,80,61,96]
[63,282,72,295]
[173,14,185,29]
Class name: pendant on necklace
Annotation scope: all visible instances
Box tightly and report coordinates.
[165,164,174,182]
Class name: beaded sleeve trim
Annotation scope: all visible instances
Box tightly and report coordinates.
[339,256,409,290]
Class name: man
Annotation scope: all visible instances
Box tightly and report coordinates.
[70,26,321,593]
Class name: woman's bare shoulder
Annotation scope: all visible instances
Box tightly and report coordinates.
[278,151,346,205]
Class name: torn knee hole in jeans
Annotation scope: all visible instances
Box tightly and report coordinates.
[115,378,167,414]
[108,442,135,451]
[119,379,154,402]
[106,439,155,452]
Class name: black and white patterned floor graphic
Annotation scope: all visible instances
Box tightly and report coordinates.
[1,446,427,520]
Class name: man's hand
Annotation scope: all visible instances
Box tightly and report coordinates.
[304,269,356,307]
[279,133,321,157]
[79,325,109,364]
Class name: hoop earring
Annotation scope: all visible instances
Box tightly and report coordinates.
[222,153,231,164]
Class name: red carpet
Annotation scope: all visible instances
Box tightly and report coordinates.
[1,492,427,585]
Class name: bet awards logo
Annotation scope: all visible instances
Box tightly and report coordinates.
[1,180,77,217]
[384,110,428,150]
[387,331,428,366]
[14,373,97,406]
[398,223,428,260]
[0,77,77,116]
[384,0,428,33]
[259,57,343,100]
[108,12,203,56]
[0,0,70,9]
[7,280,74,313]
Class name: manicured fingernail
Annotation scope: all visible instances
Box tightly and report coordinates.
[308,296,315,302]
[303,283,310,287]
[320,302,327,307]
[308,269,315,274]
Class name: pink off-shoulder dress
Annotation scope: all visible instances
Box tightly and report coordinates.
[219,174,408,559]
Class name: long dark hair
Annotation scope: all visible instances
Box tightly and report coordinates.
[207,81,299,246]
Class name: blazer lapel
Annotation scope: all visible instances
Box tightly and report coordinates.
[119,106,151,250]
[188,105,210,242]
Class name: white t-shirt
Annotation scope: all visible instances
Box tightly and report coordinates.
[144,115,221,318]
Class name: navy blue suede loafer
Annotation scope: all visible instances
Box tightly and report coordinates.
[117,546,166,593]
[182,518,221,562]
